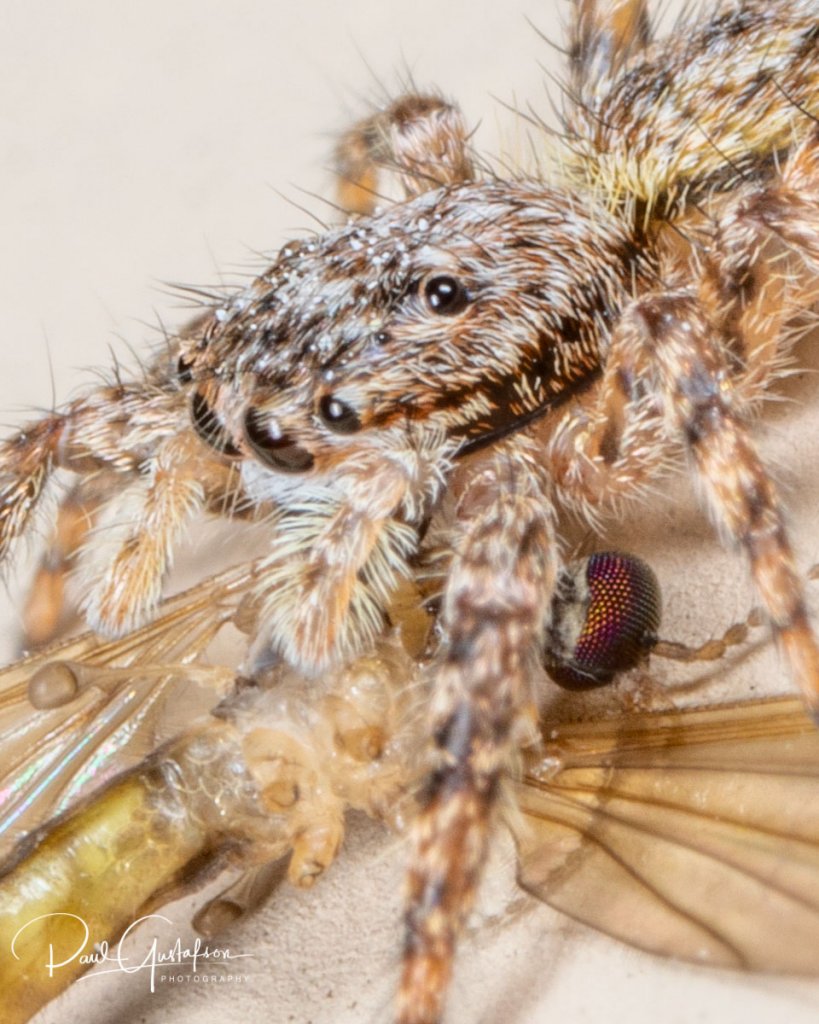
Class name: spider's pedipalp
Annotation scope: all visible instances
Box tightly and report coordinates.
[545,308,671,519]
[249,427,453,675]
[399,441,556,1024]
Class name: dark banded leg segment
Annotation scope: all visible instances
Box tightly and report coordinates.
[335,94,474,216]
[398,444,556,1024]
[635,292,819,718]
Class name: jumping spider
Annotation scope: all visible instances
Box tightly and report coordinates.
[2,1,819,1022]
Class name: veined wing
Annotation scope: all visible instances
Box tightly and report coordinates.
[0,562,258,860]
[514,697,819,973]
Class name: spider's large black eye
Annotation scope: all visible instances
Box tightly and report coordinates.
[423,274,468,315]
[318,394,361,434]
[244,408,314,473]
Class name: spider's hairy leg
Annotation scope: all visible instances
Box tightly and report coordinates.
[545,315,671,517]
[79,431,208,635]
[398,442,556,1024]
[0,370,237,641]
[761,123,819,272]
[699,124,819,405]
[21,475,107,645]
[570,0,651,101]
[335,94,474,216]
[0,382,169,564]
[634,292,819,717]
[22,425,245,644]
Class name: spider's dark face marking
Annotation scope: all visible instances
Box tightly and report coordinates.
[182,181,651,475]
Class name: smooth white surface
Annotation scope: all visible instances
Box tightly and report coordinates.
[2,2,819,1023]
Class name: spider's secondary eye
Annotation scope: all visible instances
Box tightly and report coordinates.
[423,274,468,315]
[318,394,361,434]
[544,551,661,691]
[244,407,315,473]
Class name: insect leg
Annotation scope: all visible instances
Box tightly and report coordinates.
[398,442,556,1024]
[335,94,474,215]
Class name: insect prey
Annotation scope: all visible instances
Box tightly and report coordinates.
[2,562,819,1024]
[2,1,819,1022]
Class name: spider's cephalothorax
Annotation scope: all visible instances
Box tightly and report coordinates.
[2,2,819,1022]
[181,181,650,471]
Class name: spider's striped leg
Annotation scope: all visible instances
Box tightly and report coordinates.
[698,122,819,407]
[398,441,556,1024]
[743,122,819,273]
[570,0,651,102]
[0,387,141,566]
[632,291,819,717]
[0,375,193,581]
[80,431,210,635]
[545,319,672,518]
[335,94,474,216]
[22,475,107,646]
[0,369,242,640]
[23,423,246,645]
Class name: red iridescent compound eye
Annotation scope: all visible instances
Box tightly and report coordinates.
[545,552,661,690]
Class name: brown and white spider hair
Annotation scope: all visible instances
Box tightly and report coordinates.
[2,1,819,1022]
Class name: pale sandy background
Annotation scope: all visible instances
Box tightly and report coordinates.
[2,2,819,1023]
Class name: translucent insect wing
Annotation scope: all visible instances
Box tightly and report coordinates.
[0,567,245,860]
[515,698,819,972]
